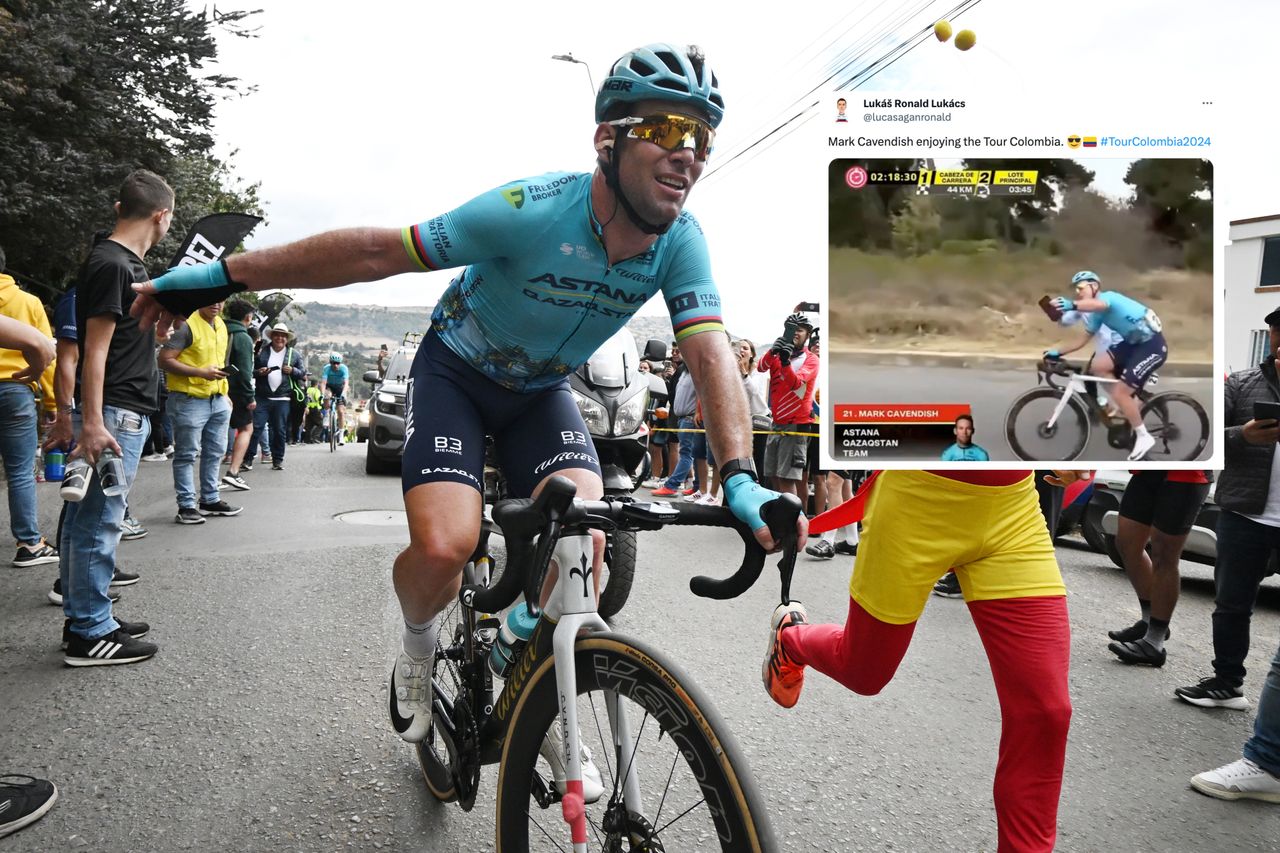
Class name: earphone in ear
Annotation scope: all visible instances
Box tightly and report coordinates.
[595,138,614,156]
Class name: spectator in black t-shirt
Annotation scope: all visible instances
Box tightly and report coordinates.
[59,169,173,667]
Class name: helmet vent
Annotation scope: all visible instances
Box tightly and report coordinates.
[629,58,656,77]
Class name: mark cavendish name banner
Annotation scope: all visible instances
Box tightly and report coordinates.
[833,403,973,460]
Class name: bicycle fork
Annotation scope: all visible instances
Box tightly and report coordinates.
[546,531,638,852]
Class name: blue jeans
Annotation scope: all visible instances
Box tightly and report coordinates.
[1245,639,1280,775]
[0,382,41,544]
[1212,511,1280,686]
[60,407,149,639]
[662,416,705,490]
[170,392,231,508]
[248,396,291,463]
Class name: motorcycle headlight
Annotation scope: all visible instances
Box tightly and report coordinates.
[573,391,608,435]
[613,391,648,436]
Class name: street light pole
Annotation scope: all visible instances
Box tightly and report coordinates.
[551,53,595,96]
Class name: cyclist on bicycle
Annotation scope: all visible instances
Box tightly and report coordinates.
[132,43,805,749]
[320,352,349,445]
[1048,270,1167,460]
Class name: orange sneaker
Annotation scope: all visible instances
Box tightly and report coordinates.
[762,601,808,708]
[651,485,679,497]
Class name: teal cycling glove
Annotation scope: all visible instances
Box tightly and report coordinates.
[149,260,248,316]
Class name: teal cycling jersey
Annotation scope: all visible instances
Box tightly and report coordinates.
[1082,291,1161,344]
[321,364,349,388]
[401,171,724,391]
[940,442,990,462]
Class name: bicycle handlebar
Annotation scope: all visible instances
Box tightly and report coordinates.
[463,476,803,616]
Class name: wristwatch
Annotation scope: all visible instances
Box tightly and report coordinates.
[719,457,759,485]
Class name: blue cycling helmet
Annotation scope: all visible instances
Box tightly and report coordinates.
[595,43,725,128]
[1071,270,1101,286]
[329,352,343,363]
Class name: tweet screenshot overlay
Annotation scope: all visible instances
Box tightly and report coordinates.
[825,140,1218,468]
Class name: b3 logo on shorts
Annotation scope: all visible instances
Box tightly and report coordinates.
[560,430,587,446]
[434,436,463,455]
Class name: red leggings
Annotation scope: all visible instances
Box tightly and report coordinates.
[783,595,1072,853]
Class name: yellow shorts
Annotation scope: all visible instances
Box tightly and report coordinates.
[849,470,1066,624]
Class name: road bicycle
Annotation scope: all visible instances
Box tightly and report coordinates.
[414,475,801,851]
[325,395,344,452]
[1004,356,1209,461]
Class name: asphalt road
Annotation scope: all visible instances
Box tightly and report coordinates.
[826,356,1214,465]
[2,445,1279,851]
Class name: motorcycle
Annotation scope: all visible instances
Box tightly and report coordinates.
[566,329,669,620]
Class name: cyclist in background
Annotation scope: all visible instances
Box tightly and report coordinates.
[1049,270,1167,460]
[320,352,349,446]
[134,43,804,755]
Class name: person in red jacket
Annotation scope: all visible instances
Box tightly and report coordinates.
[1107,470,1212,666]
[763,469,1071,853]
[757,311,819,500]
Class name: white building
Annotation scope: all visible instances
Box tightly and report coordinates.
[1226,215,1280,374]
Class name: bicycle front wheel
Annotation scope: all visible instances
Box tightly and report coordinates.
[1141,392,1209,461]
[329,411,338,452]
[495,633,774,852]
[1005,387,1090,461]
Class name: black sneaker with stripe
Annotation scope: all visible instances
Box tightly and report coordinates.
[1175,676,1249,710]
[61,617,148,650]
[64,626,157,667]
[0,774,58,839]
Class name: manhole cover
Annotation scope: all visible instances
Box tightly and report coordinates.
[335,510,409,526]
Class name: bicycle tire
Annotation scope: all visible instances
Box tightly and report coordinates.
[597,530,636,622]
[1005,387,1090,461]
[495,633,775,852]
[1140,392,1209,461]
[329,408,338,452]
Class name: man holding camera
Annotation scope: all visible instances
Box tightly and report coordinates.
[757,310,820,501]
[1176,305,1280,719]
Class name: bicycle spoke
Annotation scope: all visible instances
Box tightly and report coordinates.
[652,743,681,835]
[652,796,709,839]
[526,809,570,852]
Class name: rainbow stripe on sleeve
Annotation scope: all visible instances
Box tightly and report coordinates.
[401,224,440,272]
[673,315,725,341]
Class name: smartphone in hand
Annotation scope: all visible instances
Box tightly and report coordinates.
[1254,400,1280,423]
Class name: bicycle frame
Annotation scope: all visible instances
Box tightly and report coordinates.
[452,530,638,849]
[1045,371,1119,428]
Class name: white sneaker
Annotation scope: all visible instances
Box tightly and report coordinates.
[540,726,605,804]
[697,492,720,506]
[1191,758,1280,803]
[1128,431,1156,461]
[682,490,704,503]
[388,644,433,743]
[641,477,663,489]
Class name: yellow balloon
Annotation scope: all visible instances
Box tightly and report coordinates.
[955,29,977,51]
[934,20,952,42]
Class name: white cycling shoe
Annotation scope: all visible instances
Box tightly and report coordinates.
[1128,431,1156,461]
[540,726,606,803]
[388,644,433,743]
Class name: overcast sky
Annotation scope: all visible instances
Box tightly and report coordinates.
[204,0,1268,340]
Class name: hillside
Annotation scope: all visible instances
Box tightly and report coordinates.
[277,301,678,364]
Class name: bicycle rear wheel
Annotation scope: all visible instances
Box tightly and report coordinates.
[1141,392,1209,461]
[1005,387,1090,461]
[495,633,774,852]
